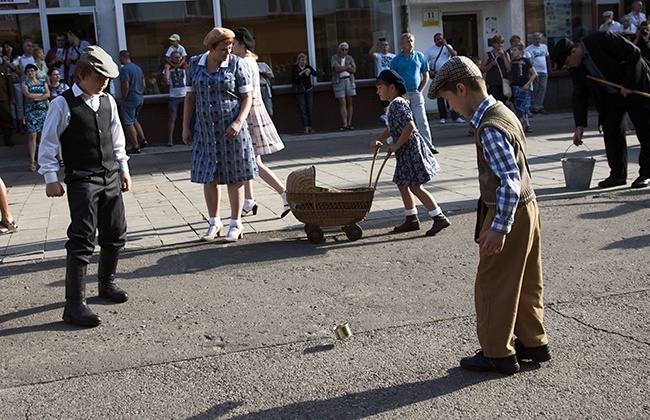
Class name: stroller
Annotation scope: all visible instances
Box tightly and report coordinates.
[286,148,389,244]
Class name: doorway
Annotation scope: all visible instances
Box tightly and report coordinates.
[442,14,479,58]
[46,13,96,48]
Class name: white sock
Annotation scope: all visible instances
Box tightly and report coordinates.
[429,207,442,217]
[244,199,256,208]
[229,219,241,228]
[209,217,219,226]
[280,191,288,206]
[404,208,417,216]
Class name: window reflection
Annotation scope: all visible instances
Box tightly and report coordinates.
[313,0,394,81]
[122,0,214,95]
[0,14,42,54]
[221,0,308,86]
[45,0,96,7]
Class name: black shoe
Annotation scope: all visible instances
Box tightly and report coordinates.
[598,176,626,188]
[514,338,552,363]
[140,140,149,148]
[631,176,650,188]
[430,147,439,155]
[393,215,420,233]
[63,301,102,327]
[425,214,451,236]
[98,283,129,303]
[128,147,140,155]
[460,350,520,374]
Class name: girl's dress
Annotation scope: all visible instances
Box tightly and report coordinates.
[387,97,440,186]
[242,55,284,156]
[23,79,48,133]
[186,52,258,185]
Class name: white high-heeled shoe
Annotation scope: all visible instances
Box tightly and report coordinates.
[200,221,223,241]
[241,200,258,217]
[223,224,244,242]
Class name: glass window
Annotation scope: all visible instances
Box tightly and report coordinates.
[45,0,96,7]
[0,13,42,54]
[525,0,593,61]
[313,0,394,81]
[221,0,308,86]
[0,0,37,11]
[121,0,214,95]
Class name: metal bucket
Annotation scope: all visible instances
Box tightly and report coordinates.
[561,144,596,190]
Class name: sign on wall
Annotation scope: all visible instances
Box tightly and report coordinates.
[485,17,497,34]
[0,0,31,3]
[423,8,441,27]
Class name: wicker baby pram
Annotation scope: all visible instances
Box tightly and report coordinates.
[286,148,389,243]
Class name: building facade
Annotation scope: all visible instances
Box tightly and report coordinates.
[0,0,644,138]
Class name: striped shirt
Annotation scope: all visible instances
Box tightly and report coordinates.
[470,95,521,233]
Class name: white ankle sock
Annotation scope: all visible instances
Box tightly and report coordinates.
[429,207,442,217]
[404,208,417,216]
[244,199,256,209]
[229,219,241,228]
[209,217,219,226]
[280,191,288,206]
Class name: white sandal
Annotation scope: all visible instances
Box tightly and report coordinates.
[223,224,244,242]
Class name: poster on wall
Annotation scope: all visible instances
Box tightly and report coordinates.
[423,8,441,27]
[485,17,497,34]
[544,0,572,38]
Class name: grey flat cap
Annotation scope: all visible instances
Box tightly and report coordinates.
[79,46,119,78]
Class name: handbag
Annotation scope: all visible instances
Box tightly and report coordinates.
[291,82,305,94]
[490,51,512,99]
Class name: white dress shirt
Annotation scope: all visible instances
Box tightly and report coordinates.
[38,84,129,184]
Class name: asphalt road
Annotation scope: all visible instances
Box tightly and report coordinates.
[1,115,649,418]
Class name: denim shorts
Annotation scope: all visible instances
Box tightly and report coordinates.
[120,99,143,125]
[168,97,184,119]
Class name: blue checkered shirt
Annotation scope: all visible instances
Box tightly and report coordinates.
[470,95,521,233]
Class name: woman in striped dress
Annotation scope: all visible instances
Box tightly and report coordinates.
[232,28,290,219]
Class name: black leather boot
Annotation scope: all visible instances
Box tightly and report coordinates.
[98,248,128,303]
[425,214,451,236]
[393,215,420,232]
[63,255,101,327]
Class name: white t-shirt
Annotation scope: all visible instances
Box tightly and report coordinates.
[168,66,187,98]
[424,44,454,72]
[165,44,187,58]
[524,43,549,74]
[373,52,395,76]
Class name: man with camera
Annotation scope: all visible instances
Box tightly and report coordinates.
[425,33,464,124]
[551,30,650,189]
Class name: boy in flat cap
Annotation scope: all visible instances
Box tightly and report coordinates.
[38,45,131,327]
[430,56,550,374]
[550,32,650,189]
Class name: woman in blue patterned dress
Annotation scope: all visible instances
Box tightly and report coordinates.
[182,27,258,242]
[22,64,50,172]
[370,70,450,237]
[232,28,290,219]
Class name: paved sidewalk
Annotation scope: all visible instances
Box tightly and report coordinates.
[0,111,634,263]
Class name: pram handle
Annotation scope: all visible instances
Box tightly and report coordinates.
[368,146,391,190]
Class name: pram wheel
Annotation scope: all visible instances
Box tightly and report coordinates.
[305,225,324,244]
[344,224,363,241]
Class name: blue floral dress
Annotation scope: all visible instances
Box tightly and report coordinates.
[387,97,440,186]
[23,80,48,133]
[186,53,258,185]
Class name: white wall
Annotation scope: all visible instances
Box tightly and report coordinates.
[407,0,525,111]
